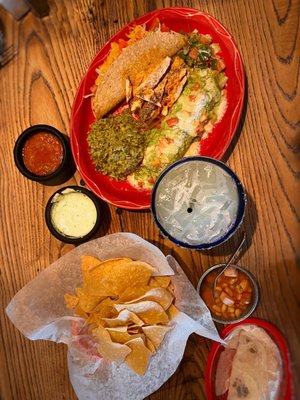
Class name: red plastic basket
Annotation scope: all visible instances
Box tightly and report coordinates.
[205,318,294,400]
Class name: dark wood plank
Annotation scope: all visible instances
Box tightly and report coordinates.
[0,0,299,399]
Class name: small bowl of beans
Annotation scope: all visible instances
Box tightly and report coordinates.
[197,264,259,324]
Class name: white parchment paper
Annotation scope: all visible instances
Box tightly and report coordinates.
[6,233,221,400]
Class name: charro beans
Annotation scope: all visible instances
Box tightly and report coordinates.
[200,267,253,321]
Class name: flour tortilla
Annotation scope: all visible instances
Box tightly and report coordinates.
[217,326,282,400]
[92,31,186,119]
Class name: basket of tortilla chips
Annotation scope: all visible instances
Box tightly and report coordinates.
[6,233,221,400]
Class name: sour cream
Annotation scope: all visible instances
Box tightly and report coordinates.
[50,189,98,238]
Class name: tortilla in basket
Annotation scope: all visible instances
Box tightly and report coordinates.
[92,31,186,119]
[215,326,282,400]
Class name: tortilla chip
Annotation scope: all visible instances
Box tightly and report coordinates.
[114,301,169,325]
[92,31,186,119]
[102,309,144,328]
[85,259,156,296]
[92,297,118,320]
[166,281,174,295]
[87,257,132,273]
[150,276,171,288]
[125,337,152,375]
[84,313,97,328]
[75,287,106,313]
[81,255,102,272]
[106,326,144,344]
[74,304,88,318]
[142,325,173,349]
[81,256,101,281]
[93,325,131,363]
[82,259,127,297]
[64,293,79,310]
[145,337,156,353]
[66,255,178,375]
[127,325,142,334]
[118,285,152,303]
[125,287,174,310]
[167,304,180,319]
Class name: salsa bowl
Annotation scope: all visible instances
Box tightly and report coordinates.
[197,263,259,324]
[14,124,75,186]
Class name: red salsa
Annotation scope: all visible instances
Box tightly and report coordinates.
[22,132,63,176]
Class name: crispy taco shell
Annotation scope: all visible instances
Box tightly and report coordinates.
[92,31,186,119]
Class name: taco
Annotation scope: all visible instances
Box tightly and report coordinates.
[91,31,186,119]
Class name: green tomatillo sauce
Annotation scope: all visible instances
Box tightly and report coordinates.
[87,109,147,181]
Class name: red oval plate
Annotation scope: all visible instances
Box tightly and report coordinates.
[70,7,245,210]
[205,318,294,400]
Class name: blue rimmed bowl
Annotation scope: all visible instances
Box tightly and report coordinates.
[150,156,247,250]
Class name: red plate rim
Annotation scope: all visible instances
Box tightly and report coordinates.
[70,7,245,210]
[205,317,294,400]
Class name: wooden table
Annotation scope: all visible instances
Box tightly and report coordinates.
[0,0,299,399]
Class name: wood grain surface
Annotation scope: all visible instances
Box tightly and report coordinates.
[0,0,299,399]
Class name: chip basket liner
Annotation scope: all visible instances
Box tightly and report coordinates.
[6,233,221,400]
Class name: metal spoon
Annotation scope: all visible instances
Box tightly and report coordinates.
[212,232,246,298]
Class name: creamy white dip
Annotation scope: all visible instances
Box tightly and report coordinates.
[50,189,97,238]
